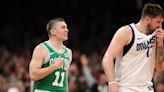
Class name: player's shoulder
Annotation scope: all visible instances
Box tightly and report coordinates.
[114,25,133,39]
[64,46,72,54]
[114,24,133,45]
[33,41,47,53]
[63,46,72,60]
[118,24,132,34]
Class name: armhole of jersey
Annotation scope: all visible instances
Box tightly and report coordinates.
[67,49,71,64]
[123,25,135,56]
[63,46,71,64]
[41,43,50,64]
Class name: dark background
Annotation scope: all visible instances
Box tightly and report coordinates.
[0,0,163,54]
[0,0,164,92]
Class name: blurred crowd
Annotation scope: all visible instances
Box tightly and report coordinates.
[0,0,164,92]
[0,44,164,92]
[0,46,31,92]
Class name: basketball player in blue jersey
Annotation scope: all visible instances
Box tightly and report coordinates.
[102,3,164,92]
[29,18,72,92]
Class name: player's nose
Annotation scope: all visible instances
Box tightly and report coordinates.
[65,28,69,32]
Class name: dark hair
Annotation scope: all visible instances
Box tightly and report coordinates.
[141,3,164,18]
[46,17,65,33]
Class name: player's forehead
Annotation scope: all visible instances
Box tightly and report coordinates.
[54,21,67,27]
[153,15,164,21]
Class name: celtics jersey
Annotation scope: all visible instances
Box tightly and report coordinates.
[34,41,70,92]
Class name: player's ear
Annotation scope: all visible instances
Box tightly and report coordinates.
[50,29,56,35]
[145,16,151,23]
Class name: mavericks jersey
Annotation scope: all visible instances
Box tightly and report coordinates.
[115,23,156,89]
[34,41,70,92]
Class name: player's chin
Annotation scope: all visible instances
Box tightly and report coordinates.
[63,37,68,41]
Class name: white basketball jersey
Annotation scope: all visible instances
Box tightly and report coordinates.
[115,23,156,89]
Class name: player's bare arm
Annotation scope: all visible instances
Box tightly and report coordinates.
[102,25,132,92]
[156,28,164,47]
[29,44,63,81]
[156,28,164,69]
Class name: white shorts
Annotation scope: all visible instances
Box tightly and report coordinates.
[34,89,50,92]
[119,86,154,92]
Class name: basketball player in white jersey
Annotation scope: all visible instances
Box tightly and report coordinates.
[102,3,164,92]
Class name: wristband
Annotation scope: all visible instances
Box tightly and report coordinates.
[108,81,117,85]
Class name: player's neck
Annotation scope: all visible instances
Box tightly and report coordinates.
[48,38,63,51]
[135,21,149,35]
